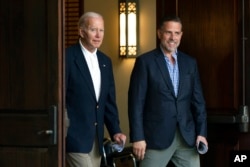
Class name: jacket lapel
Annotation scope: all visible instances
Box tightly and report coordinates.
[74,46,96,100]
[96,52,108,103]
[176,52,185,98]
[155,50,176,97]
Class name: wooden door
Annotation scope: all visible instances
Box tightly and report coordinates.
[156,0,250,166]
[0,0,65,167]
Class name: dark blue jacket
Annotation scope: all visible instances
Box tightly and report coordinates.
[66,43,121,153]
[128,47,207,149]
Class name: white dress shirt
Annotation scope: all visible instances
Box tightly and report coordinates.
[79,40,101,101]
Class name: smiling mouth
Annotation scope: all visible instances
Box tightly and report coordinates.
[168,43,176,47]
[93,40,101,43]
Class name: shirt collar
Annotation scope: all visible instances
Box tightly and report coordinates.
[79,39,97,56]
[160,46,178,60]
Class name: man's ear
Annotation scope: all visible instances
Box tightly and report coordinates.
[78,28,84,38]
[157,29,161,39]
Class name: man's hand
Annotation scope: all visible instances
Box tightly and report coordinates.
[113,133,127,145]
[132,140,147,160]
[196,135,208,147]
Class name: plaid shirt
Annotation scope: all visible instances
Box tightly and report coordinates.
[164,51,179,97]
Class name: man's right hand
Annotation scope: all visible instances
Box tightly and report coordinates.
[132,140,147,160]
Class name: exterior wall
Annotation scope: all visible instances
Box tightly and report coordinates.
[84,0,156,145]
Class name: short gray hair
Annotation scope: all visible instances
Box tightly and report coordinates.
[78,12,103,28]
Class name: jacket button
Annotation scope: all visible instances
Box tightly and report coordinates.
[94,122,98,126]
[96,105,99,109]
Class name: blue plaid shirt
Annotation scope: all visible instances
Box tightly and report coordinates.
[164,51,179,97]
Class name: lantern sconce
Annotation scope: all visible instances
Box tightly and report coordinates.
[119,0,139,58]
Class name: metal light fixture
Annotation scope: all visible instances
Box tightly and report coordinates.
[119,0,138,58]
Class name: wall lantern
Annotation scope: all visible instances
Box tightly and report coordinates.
[119,0,139,58]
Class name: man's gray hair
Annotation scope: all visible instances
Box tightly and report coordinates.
[78,12,103,28]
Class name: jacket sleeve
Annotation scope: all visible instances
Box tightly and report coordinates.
[128,57,148,142]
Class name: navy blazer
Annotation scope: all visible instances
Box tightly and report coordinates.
[65,43,121,153]
[128,47,207,149]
